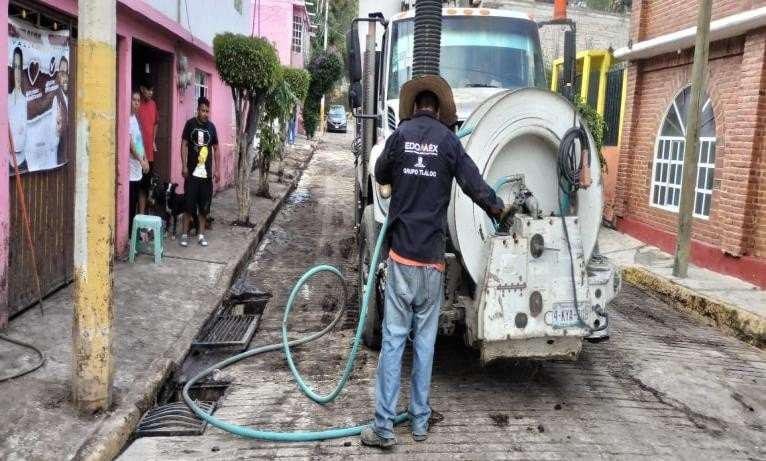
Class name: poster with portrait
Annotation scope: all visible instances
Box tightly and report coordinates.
[8,17,70,174]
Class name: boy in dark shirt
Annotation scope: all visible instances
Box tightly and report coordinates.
[179,96,219,247]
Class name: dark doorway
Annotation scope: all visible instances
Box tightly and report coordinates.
[131,40,173,182]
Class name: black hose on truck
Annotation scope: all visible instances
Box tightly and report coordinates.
[557,125,608,333]
[412,0,443,76]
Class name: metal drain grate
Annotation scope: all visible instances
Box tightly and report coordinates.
[192,305,261,350]
[136,401,215,437]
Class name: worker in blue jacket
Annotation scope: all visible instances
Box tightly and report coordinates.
[361,74,510,448]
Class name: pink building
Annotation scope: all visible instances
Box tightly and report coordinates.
[252,0,311,68]
[0,0,248,324]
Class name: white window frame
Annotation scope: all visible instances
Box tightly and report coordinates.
[194,69,209,101]
[292,15,303,54]
[649,92,716,219]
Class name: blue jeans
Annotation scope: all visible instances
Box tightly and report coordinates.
[373,259,443,439]
[288,119,296,144]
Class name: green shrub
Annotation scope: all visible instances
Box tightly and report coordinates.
[302,51,343,138]
[574,98,607,173]
[283,67,311,103]
[213,33,281,94]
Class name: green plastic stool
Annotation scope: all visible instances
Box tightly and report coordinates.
[129,214,164,264]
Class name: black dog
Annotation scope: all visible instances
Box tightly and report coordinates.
[149,181,215,238]
[148,182,188,238]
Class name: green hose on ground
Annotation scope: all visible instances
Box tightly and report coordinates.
[182,217,409,441]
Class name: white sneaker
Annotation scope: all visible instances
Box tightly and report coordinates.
[198,234,208,247]
[180,234,188,247]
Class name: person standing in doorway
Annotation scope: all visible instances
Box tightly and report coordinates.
[179,96,219,248]
[129,90,150,234]
[137,78,159,213]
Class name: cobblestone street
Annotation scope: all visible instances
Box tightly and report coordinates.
[120,133,766,460]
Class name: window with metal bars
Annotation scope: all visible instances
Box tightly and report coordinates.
[292,15,303,54]
[650,86,716,218]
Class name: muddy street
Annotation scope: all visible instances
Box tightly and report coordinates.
[121,133,766,460]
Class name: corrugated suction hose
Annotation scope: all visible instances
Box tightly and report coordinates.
[412,0,443,77]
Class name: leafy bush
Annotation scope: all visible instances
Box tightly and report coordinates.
[214,33,281,94]
[302,51,343,138]
[283,67,311,104]
[574,98,607,173]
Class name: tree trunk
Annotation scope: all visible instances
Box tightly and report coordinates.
[277,119,291,182]
[234,93,266,225]
[256,154,271,198]
[235,132,253,225]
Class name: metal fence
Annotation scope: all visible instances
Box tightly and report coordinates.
[603,67,624,146]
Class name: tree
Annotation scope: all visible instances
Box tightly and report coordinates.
[256,67,311,197]
[302,51,343,138]
[283,67,311,103]
[257,76,292,198]
[214,33,280,225]
[311,0,358,73]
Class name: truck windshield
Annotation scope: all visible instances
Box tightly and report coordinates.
[387,16,546,99]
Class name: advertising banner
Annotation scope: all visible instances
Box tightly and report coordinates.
[8,17,71,174]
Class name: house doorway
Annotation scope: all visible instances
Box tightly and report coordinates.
[131,40,173,182]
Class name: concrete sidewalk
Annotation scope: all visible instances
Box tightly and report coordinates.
[599,227,765,348]
[0,138,315,461]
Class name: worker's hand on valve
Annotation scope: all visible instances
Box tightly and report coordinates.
[495,204,517,232]
[378,184,391,199]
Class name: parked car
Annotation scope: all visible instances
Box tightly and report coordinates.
[326,105,347,133]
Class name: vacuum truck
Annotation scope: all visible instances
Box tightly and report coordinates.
[346,1,621,362]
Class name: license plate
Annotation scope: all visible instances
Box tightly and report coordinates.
[545,302,589,328]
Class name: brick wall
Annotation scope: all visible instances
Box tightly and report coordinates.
[746,34,766,258]
[631,0,766,42]
[616,6,766,265]
[616,41,743,249]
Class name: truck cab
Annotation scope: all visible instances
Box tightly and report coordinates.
[366,9,548,224]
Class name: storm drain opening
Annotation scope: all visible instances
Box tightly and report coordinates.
[135,378,231,439]
[192,304,262,350]
[192,278,272,351]
[135,275,270,440]
[135,401,215,437]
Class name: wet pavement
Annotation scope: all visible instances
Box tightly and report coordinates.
[121,132,766,460]
[0,140,314,461]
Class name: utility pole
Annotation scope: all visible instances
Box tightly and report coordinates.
[320,0,329,133]
[72,0,117,413]
[673,0,713,278]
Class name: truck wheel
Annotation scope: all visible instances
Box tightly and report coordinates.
[359,205,383,350]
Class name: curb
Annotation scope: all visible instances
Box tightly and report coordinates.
[622,266,766,349]
[74,143,318,461]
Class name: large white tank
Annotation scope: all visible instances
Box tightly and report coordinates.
[448,88,604,287]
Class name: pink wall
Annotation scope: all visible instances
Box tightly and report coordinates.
[1,0,238,261]
[1,0,9,325]
[111,6,236,253]
[253,0,308,67]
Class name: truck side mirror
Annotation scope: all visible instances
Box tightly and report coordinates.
[346,24,363,83]
[563,30,576,97]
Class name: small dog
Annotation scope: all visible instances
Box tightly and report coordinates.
[149,181,215,238]
[149,182,188,238]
